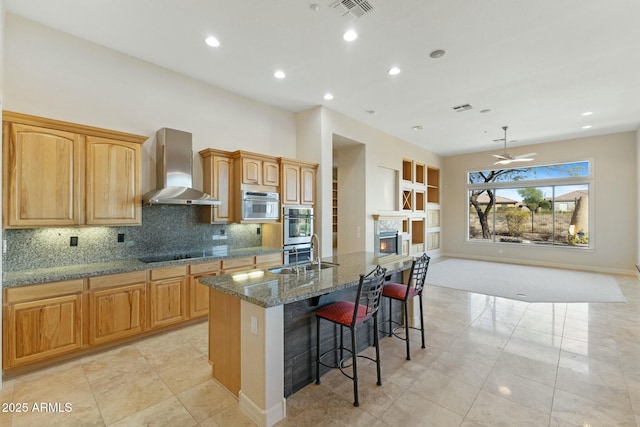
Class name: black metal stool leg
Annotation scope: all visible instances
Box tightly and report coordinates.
[351,326,359,407]
[388,298,393,337]
[419,294,426,349]
[404,300,411,360]
[374,315,382,386]
[316,316,321,384]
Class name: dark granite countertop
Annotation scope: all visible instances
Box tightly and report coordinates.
[3,246,282,288]
[199,252,414,308]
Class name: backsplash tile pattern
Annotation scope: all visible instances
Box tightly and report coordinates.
[3,205,263,271]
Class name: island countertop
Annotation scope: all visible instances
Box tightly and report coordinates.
[198,251,413,308]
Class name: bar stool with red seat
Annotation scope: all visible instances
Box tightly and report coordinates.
[382,253,430,360]
[315,265,386,407]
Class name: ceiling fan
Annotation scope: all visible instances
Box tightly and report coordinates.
[492,126,536,165]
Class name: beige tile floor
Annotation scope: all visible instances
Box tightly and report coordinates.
[1,274,639,426]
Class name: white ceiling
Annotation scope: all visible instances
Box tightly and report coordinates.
[5,0,640,156]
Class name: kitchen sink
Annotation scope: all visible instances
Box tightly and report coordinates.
[268,262,339,275]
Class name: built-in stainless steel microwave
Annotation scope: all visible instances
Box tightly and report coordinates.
[241,191,280,220]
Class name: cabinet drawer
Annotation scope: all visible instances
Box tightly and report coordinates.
[190,261,221,275]
[88,270,147,290]
[150,266,187,281]
[255,253,282,266]
[222,256,254,271]
[5,279,84,304]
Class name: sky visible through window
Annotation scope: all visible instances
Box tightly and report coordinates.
[468,161,589,201]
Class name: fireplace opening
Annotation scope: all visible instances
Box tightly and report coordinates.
[378,231,401,256]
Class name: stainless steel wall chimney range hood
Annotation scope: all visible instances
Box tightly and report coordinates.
[142,128,220,205]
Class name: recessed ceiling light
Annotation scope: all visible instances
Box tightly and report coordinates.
[412,125,423,131]
[582,125,592,129]
[388,67,401,76]
[429,49,446,59]
[323,93,334,100]
[480,109,492,114]
[205,36,220,47]
[310,3,320,11]
[581,111,593,116]
[343,30,358,42]
[274,70,286,79]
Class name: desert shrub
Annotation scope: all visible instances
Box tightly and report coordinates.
[505,210,529,237]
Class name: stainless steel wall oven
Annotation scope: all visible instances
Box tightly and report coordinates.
[283,206,313,245]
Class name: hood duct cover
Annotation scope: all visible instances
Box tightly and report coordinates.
[142,128,220,205]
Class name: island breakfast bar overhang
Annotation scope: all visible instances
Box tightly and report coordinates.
[199,252,415,427]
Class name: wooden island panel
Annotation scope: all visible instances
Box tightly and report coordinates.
[209,288,241,396]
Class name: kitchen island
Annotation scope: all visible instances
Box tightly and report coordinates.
[198,251,413,427]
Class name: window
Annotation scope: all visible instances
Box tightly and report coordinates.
[467,162,590,247]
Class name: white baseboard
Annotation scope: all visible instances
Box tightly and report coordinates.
[239,391,286,427]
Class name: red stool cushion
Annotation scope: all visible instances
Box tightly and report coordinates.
[316,301,372,327]
[382,283,419,301]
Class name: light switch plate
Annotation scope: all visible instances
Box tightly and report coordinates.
[250,316,258,335]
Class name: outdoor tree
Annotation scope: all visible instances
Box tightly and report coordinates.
[517,187,544,211]
[469,169,529,239]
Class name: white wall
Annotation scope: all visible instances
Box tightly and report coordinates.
[443,131,637,275]
[4,15,297,194]
[296,106,443,256]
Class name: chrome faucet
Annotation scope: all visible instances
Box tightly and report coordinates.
[291,246,300,275]
[311,234,321,270]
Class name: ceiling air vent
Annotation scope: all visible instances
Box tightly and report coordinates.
[452,104,473,112]
[332,0,375,19]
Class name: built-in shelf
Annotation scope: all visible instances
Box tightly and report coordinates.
[402,159,413,182]
[415,191,425,212]
[415,162,425,185]
[427,166,440,204]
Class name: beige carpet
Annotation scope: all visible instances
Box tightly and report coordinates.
[426,258,626,303]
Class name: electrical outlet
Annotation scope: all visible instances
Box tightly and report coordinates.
[70,236,78,247]
[117,233,125,243]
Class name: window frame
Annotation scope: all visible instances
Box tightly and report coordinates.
[466,160,594,249]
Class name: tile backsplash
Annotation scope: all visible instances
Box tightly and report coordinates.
[3,205,264,271]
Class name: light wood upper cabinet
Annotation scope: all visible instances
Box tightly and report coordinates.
[301,166,316,205]
[281,163,300,205]
[2,111,146,228]
[199,149,233,223]
[86,136,141,225]
[279,158,317,206]
[263,160,280,186]
[234,151,279,188]
[3,122,84,227]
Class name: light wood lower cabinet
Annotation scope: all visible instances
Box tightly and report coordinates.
[189,261,220,319]
[149,266,188,329]
[87,271,147,346]
[4,293,82,368]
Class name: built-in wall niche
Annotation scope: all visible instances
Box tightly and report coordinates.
[411,218,425,252]
[402,189,413,211]
[402,159,413,182]
[427,166,440,203]
[376,166,399,211]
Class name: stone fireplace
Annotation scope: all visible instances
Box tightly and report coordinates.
[373,215,404,258]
